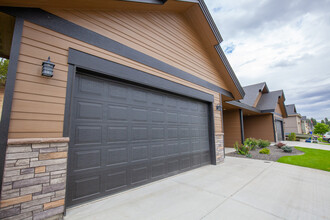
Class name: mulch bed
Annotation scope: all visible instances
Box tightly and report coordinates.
[226,145,304,162]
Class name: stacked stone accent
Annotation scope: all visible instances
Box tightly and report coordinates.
[0,138,69,220]
[215,133,224,164]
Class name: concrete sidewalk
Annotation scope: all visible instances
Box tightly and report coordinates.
[283,141,330,151]
[65,157,330,220]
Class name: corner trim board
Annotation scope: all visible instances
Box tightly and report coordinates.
[0,17,24,197]
[0,7,234,98]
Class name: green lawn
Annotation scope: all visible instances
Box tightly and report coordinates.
[277,147,330,172]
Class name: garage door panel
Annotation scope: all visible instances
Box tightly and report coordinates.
[131,126,148,141]
[76,101,103,120]
[72,175,102,202]
[131,144,149,162]
[167,112,178,123]
[75,126,102,145]
[131,107,148,122]
[107,126,129,142]
[151,127,165,140]
[180,156,191,170]
[105,167,129,193]
[78,75,104,96]
[168,127,178,139]
[106,146,129,166]
[151,161,166,179]
[68,73,211,207]
[150,144,166,159]
[131,163,149,185]
[167,157,180,174]
[72,148,102,172]
[107,105,129,121]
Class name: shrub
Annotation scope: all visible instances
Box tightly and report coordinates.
[288,132,296,141]
[282,146,293,153]
[234,141,250,155]
[246,154,252,158]
[259,148,270,154]
[275,142,286,148]
[258,139,270,148]
[244,138,258,150]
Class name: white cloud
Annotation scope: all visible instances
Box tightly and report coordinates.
[205,0,330,121]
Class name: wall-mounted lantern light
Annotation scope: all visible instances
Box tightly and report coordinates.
[42,57,55,77]
[216,105,222,111]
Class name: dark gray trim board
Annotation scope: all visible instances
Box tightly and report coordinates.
[0,7,234,98]
[272,114,276,142]
[121,0,167,4]
[198,0,223,43]
[62,64,76,138]
[208,103,217,165]
[68,48,214,102]
[0,17,24,198]
[239,109,244,144]
[226,100,261,113]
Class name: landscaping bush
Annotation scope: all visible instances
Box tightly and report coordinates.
[258,139,270,148]
[233,141,250,155]
[288,132,296,141]
[275,142,286,148]
[282,146,293,153]
[259,148,270,154]
[244,138,258,150]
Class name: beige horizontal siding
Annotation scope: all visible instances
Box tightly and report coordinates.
[46,9,229,90]
[8,20,224,138]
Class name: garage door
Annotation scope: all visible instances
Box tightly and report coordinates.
[67,72,211,206]
[276,120,283,142]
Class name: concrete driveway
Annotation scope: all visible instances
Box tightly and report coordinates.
[65,157,330,220]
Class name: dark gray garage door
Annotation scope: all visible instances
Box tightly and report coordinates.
[67,72,211,206]
[276,120,283,142]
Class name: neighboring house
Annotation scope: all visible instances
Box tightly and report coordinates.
[283,104,302,134]
[223,82,288,147]
[301,116,313,134]
[0,1,245,218]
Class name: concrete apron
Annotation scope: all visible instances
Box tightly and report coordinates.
[65,157,330,220]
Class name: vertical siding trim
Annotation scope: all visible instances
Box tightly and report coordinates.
[239,109,244,144]
[208,102,216,165]
[272,114,276,142]
[0,18,24,197]
[62,64,75,137]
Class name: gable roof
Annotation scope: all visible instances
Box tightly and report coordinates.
[285,104,298,115]
[0,0,245,99]
[240,82,269,106]
[257,90,284,111]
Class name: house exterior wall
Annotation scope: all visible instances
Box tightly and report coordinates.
[47,9,229,91]
[243,114,275,142]
[284,115,302,134]
[223,109,241,147]
[9,18,225,138]
[0,8,234,218]
[275,102,283,116]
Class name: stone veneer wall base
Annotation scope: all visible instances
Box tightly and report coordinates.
[215,133,224,164]
[0,138,69,220]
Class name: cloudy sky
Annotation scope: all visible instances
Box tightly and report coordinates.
[205,0,330,121]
